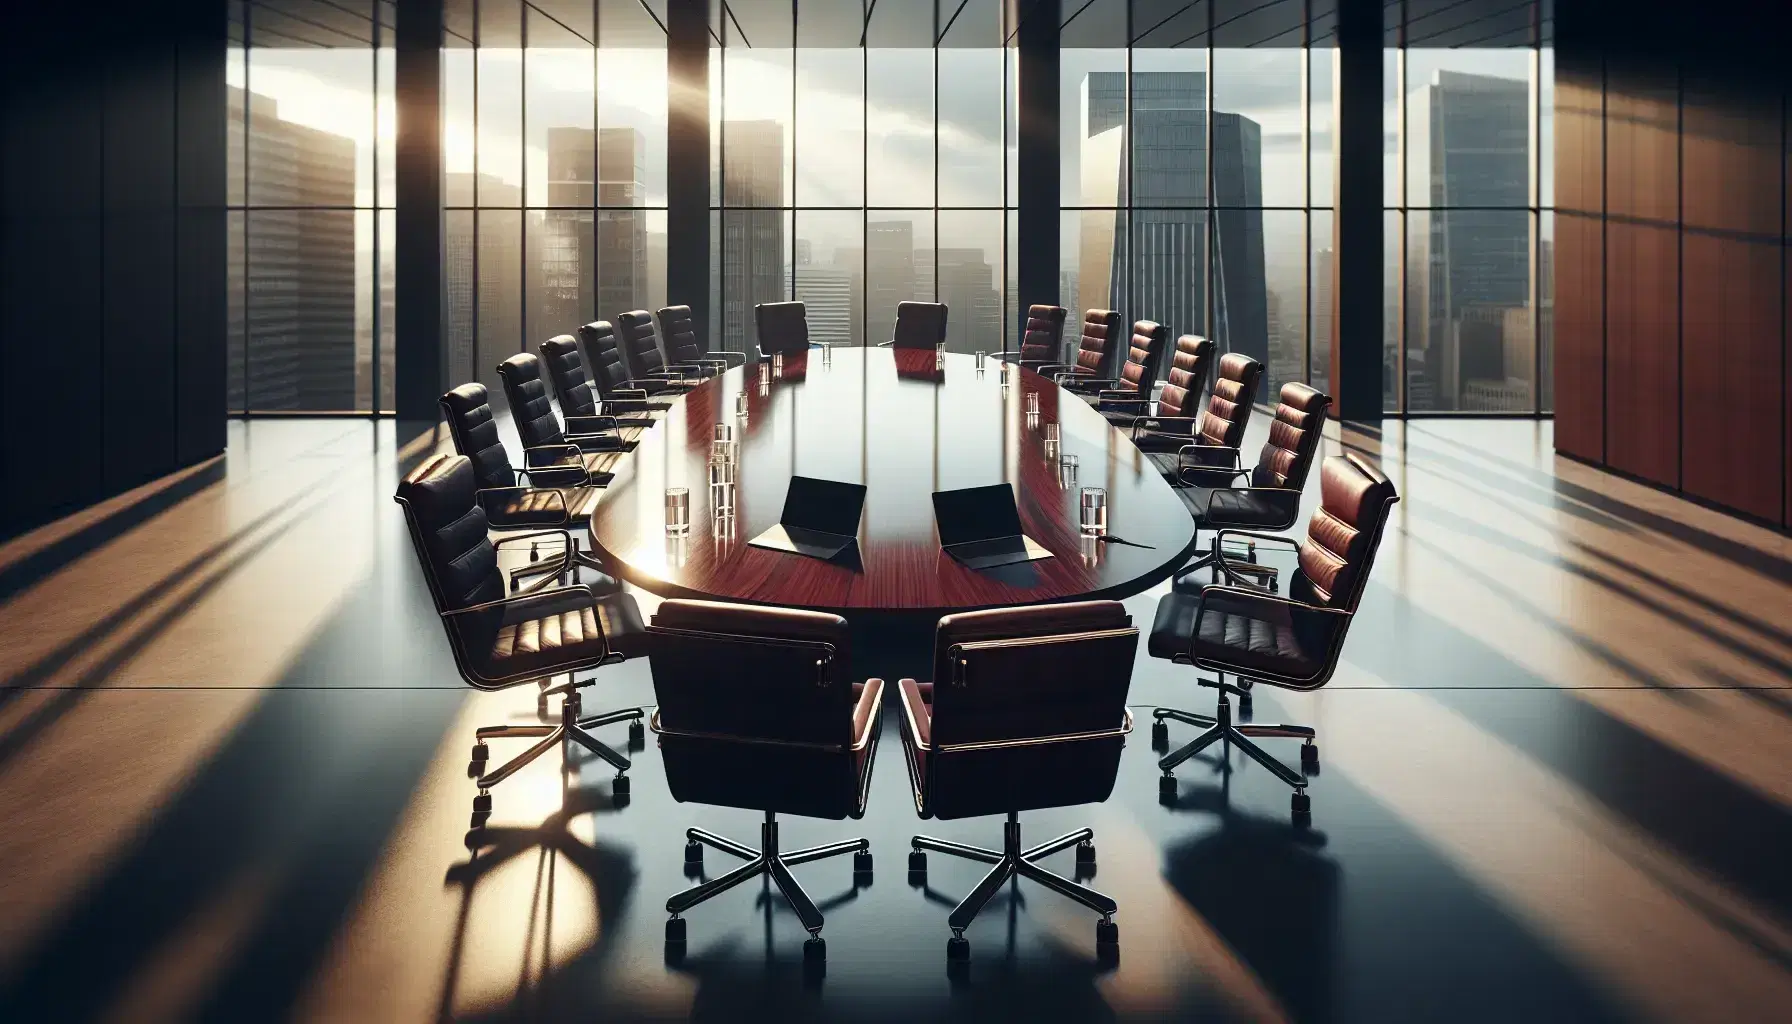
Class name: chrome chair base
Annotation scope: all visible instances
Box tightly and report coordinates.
[909,812,1119,965]
[1171,534,1276,590]
[466,690,642,829]
[1153,683,1318,821]
[665,811,871,965]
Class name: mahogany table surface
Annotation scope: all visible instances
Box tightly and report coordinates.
[586,347,1199,618]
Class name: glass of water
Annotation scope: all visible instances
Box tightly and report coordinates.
[1079,487,1108,535]
[665,487,691,536]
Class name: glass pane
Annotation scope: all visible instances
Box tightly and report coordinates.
[1405,210,1534,412]
[796,47,863,206]
[794,210,864,348]
[1129,48,1208,210]
[445,210,476,385]
[866,212,933,344]
[1384,48,1398,207]
[937,47,1004,207]
[525,8,592,207]
[355,208,375,410]
[1004,209,1018,347]
[723,41,792,208]
[598,208,649,319]
[866,47,935,206]
[1310,208,1333,395]
[477,209,523,410]
[1309,47,1333,207]
[245,209,360,411]
[477,4,524,205]
[721,209,792,355]
[937,211,1005,354]
[444,37,476,207]
[242,48,372,208]
[1539,209,1553,411]
[1253,210,1308,401]
[600,0,668,206]
[1538,46,1554,208]
[1388,209,1402,412]
[1132,209,1205,352]
[1064,206,1126,323]
[377,34,394,205]
[378,207,395,411]
[1063,48,1126,209]
[227,30,245,207]
[530,209,595,340]
[228,210,246,411]
[646,209,668,315]
[1404,50,1532,209]
[1212,48,1303,208]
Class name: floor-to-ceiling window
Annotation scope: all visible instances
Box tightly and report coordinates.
[226,0,396,414]
[709,0,1016,357]
[1386,0,1553,414]
[1061,0,1336,400]
[440,0,668,411]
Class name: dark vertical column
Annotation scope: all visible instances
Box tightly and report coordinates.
[396,0,445,423]
[1331,0,1382,420]
[175,0,227,467]
[666,0,710,341]
[1016,0,1060,326]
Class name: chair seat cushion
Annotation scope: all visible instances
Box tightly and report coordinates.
[479,591,644,677]
[1099,407,1146,427]
[1203,488,1298,529]
[1149,589,1321,679]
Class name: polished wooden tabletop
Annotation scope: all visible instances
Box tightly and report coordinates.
[586,347,1199,616]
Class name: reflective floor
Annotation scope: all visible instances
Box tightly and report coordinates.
[0,416,1788,1022]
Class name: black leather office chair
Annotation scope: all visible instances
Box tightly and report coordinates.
[997,304,1069,370]
[658,304,745,373]
[1141,352,1262,486]
[647,599,884,966]
[1037,308,1123,384]
[576,320,676,420]
[539,335,645,447]
[497,353,627,485]
[1129,334,1216,453]
[898,602,1138,966]
[877,300,949,349]
[1148,455,1399,822]
[440,382,611,591]
[396,454,647,828]
[617,309,704,385]
[1171,383,1332,591]
[754,300,811,360]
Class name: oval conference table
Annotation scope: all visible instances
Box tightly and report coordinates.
[587,347,1199,621]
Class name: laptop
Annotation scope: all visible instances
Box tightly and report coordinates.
[932,483,1055,569]
[748,476,867,561]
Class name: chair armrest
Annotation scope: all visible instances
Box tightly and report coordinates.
[1213,527,1304,551]
[565,432,625,454]
[1096,392,1151,410]
[1062,376,1119,393]
[523,442,584,467]
[564,414,620,435]
[440,582,592,620]
[1178,443,1240,469]
[896,678,930,752]
[709,350,748,367]
[1132,415,1198,437]
[476,486,569,522]
[852,678,886,752]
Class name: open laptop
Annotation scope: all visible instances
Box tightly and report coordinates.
[933,483,1055,569]
[748,476,867,561]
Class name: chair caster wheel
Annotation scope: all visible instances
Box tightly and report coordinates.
[1238,698,1253,721]
[908,850,927,873]
[1292,791,1311,824]
[665,917,686,944]
[1096,919,1119,947]
[684,840,703,865]
[1159,775,1177,800]
[529,543,540,562]
[1301,742,1319,770]
[470,742,489,762]
[612,775,630,797]
[629,721,646,748]
[947,936,970,962]
[469,810,489,830]
[1150,721,1169,750]
[1076,840,1097,868]
[472,792,492,814]
[1268,579,1279,593]
[804,936,827,963]
[853,850,873,875]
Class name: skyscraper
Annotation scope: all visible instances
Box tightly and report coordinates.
[228,87,358,411]
[866,221,915,345]
[1407,69,1531,410]
[721,120,786,355]
[937,248,1001,354]
[444,173,522,404]
[795,263,855,347]
[545,126,649,328]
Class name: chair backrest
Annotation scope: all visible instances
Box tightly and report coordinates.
[657,304,704,364]
[394,454,509,681]
[755,300,809,357]
[648,599,865,818]
[539,335,599,419]
[1293,454,1399,612]
[439,382,516,491]
[615,309,667,379]
[1251,383,1332,490]
[496,353,566,450]
[1019,304,1067,362]
[576,320,629,399]
[921,601,1137,820]
[1073,309,1122,376]
[891,301,949,349]
[1118,320,1169,394]
[1197,352,1263,448]
[1156,334,1215,418]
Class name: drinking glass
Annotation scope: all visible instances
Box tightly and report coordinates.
[758,361,772,384]
[935,342,946,368]
[1025,392,1040,415]
[1079,487,1108,535]
[772,352,785,376]
[665,487,690,535]
[975,351,987,371]
[735,392,749,418]
[1059,453,1079,485]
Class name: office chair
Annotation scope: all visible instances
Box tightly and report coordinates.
[1128,334,1216,454]
[497,353,627,485]
[754,300,811,360]
[1171,383,1332,591]
[395,454,647,829]
[539,335,645,447]
[1036,308,1123,385]
[647,599,884,966]
[576,320,677,421]
[1147,454,1399,822]
[898,602,1138,965]
[440,382,612,590]
[658,304,745,373]
[1141,352,1262,486]
[995,304,1069,371]
[1067,320,1168,423]
[877,300,949,350]
[617,309,706,386]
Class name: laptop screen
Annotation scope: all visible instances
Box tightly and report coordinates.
[780,476,867,537]
[932,483,1025,547]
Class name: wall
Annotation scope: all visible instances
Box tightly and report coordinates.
[0,3,226,540]
[1553,0,1790,528]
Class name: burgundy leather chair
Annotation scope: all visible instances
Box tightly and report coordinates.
[898,602,1138,966]
[1148,454,1399,822]
[497,353,627,485]
[647,599,884,967]
[576,320,677,413]
[998,304,1069,370]
[1037,308,1123,384]
[1142,352,1263,486]
[539,335,645,447]
[1071,319,1169,423]
[395,454,646,829]
[754,300,811,359]
[658,303,744,373]
[1128,334,1215,452]
[616,309,705,386]
[1171,383,1332,591]
[877,300,949,349]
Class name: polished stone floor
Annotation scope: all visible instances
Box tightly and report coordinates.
[0,415,1788,1023]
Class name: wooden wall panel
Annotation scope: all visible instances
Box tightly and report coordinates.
[1556,64,1605,216]
[1605,71,1679,224]
[1553,213,1605,461]
[1682,82,1782,236]
[1681,236,1783,520]
[1605,222,1681,487]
